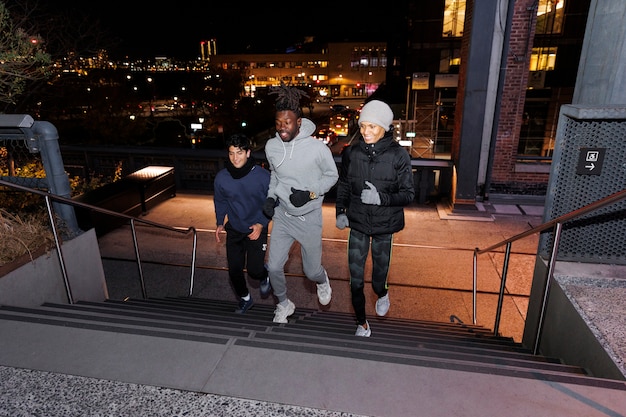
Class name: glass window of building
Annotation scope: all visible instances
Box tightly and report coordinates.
[518,95,551,157]
[529,47,557,71]
[439,49,461,73]
[443,0,465,37]
[536,0,565,34]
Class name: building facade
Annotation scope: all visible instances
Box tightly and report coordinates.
[209,42,388,101]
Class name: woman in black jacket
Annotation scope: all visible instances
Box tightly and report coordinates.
[335,100,415,337]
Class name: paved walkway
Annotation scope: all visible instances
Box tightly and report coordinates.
[98,191,546,342]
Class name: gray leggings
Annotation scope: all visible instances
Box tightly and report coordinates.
[266,208,327,302]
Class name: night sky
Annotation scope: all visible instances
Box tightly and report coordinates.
[44,1,399,59]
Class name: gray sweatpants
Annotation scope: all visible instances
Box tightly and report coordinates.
[267,207,327,303]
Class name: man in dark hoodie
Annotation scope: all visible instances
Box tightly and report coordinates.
[214,133,271,314]
[263,84,339,323]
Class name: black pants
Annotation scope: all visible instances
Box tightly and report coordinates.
[225,222,268,298]
[348,228,392,325]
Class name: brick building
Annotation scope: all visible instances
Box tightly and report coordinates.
[385,0,590,207]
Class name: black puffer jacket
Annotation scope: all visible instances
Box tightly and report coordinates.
[336,131,415,235]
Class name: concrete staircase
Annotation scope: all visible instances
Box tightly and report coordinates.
[0,297,625,416]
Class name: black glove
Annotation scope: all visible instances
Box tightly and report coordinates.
[289,187,311,207]
[263,197,276,218]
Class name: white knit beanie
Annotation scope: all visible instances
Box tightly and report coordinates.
[358,100,394,132]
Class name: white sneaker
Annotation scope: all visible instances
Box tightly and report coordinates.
[316,271,332,306]
[355,321,371,337]
[273,299,295,323]
[376,294,390,316]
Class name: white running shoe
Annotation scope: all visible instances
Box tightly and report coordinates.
[316,271,332,306]
[355,321,371,337]
[273,299,295,323]
[376,294,390,316]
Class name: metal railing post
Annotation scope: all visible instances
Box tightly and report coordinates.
[493,242,512,336]
[129,218,147,299]
[533,221,563,355]
[45,195,74,304]
[472,248,478,325]
[189,228,198,296]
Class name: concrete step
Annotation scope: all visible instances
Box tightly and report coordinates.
[0,297,602,385]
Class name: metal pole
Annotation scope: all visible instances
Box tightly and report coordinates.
[472,248,478,324]
[405,76,411,120]
[130,218,147,299]
[188,228,198,297]
[45,195,74,304]
[34,121,80,235]
[533,222,563,355]
[494,242,512,336]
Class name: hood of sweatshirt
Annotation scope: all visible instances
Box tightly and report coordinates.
[264,117,339,215]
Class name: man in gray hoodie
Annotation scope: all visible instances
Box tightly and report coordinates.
[263,84,339,323]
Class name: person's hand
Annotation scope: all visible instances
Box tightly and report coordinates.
[336,214,349,230]
[361,181,381,205]
[289,187,311,207]
[263,197,276,218]
[247,223,262,240]
[215,224,225,243]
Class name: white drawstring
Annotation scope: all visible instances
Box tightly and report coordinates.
[284,211,306,221]
[274,140,287,168]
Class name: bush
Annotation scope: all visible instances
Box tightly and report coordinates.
[0,208,54,267]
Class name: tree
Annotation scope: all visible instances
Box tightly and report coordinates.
[0,1,50,111]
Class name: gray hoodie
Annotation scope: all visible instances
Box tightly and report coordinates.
[265,118,339,216]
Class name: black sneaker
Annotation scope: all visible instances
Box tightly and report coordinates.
[235,296,254,314]
[260,277,272,297]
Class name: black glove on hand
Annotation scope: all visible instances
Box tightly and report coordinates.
[263,197,276,218]
[289,187,311,207]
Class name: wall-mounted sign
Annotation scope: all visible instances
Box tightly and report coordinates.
[576,148,605,176]
[434,74,459,88]
[412,72,430,90]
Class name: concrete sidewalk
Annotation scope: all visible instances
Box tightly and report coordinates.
[98,191,546,342]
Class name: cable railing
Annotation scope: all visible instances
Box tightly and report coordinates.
[473,188,626,355]
[0,178,198,303]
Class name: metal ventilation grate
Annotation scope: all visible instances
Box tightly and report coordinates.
[539,105,626,265]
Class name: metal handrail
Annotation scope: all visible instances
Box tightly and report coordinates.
[472,188,626,354]
[0,178,198,302]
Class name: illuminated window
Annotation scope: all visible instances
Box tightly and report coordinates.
[536,0,565,34]
[529,47,557,71]
[350,47,386,69]
[443,0,465,37]
[440,49,461,73]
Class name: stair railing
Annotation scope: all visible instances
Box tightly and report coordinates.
[472,188,626,355]
[0,178,198,302]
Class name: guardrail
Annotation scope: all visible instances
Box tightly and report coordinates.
[0,178,198,303]
[58,145,454,204]
[473,188,626,354]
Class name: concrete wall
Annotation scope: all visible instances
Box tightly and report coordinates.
[0,228,108,307]
[523,257,626,380]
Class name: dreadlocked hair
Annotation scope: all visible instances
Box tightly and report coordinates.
[269,82,309,118]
